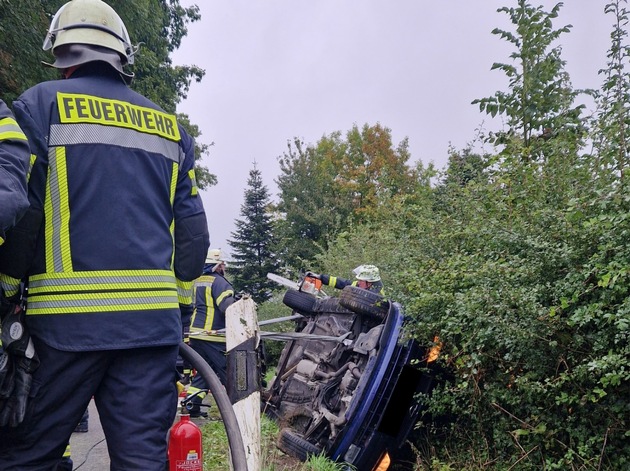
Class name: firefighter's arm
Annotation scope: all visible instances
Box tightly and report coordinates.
[173,131,210,282]
[0,101,29,242]
[0,100,45,279]
[217,292,236,315]
[317,274,351,290]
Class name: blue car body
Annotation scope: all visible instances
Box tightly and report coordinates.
[265,287,437,470]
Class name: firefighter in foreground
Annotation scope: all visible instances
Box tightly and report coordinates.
[0,0,209,469]
[187,249,236,417]
[307,264,385,295]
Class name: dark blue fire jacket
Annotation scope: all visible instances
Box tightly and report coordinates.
[9,64,209,351]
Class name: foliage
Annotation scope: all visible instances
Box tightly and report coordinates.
[304,453,355,471]
[229,164,280,303]
[0,0,59,102]
[472,0,585,158]
[313,2,630,469]
[0,0,215,188]
[274,123,419,271]
[591,0,630,182]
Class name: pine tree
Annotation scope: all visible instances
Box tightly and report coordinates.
[228,164,278,303]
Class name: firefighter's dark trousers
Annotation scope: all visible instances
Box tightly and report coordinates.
[0,338,179,471]
[189,338,227,388]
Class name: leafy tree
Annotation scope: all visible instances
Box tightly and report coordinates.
[275,123,418,270]
[228,164,279,303]
[0,0,215,189]
[0,0,58,102]
[472,0,584,159]
[274,137,343,270]
[591,0,630,182]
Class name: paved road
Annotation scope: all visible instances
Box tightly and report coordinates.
[69,396,209,470]
[68,398,109,470]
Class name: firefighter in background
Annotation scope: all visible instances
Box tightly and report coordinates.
[187,249,236,417]
[308,264,385,296]
[0,0,209,469]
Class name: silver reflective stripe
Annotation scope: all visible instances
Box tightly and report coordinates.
[195,281,214,289]
[49,123,181,163]
[28,295,176,310]
[48,147,67,272]
[29,272,177,289]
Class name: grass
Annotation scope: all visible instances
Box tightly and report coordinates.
[195,396,352,471]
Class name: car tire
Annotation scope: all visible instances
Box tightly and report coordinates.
[278,428,322,461]
[339,285,389,320]
[313,297,355,315]
[283,289,317,314]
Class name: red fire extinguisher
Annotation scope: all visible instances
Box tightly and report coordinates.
[168,407,203,471]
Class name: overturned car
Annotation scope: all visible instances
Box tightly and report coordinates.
[262,276,440,471]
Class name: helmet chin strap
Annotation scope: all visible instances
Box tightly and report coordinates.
[62,65,80,79]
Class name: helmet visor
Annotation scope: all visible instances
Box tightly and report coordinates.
[43,3,69,51]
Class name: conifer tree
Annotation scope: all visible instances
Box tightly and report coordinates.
[228,164,278,303]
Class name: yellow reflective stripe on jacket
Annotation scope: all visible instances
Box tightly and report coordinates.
[45,146,72,273]
[197,334,225,342]
[0,116,27,141]
[188,169,198,196]
[170,161,178,267]
[27,270,178,315]
[329,276,337,287]
[28,154,37,182]
[215,289,234,307]
[201,284,215,329]
[176,279,193,305]
[0,274,21,298]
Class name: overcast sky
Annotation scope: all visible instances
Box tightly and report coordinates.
[172,1,615,254]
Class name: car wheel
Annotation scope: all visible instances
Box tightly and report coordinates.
[313,297,355,314]
[278,428,322,461]
[339,285,389,320]
[283,289,317,314]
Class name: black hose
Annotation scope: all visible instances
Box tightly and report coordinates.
[179,342,248,471]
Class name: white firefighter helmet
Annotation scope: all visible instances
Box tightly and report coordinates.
[206,249,225,265]
[43,0,135,65]
[352,264,381,282]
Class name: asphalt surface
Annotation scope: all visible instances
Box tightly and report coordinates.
[68,398,109,470]
[69,396,211,470]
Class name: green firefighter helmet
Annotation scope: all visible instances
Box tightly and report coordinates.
[352,264,381,282]
[43,0,135,65]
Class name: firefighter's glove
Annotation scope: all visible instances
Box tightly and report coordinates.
[0,355,36,427]
[0,344,11,400]
[305,271,321,280]
[0,306,39,427]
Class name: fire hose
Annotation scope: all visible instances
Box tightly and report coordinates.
[178,342,248,471]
